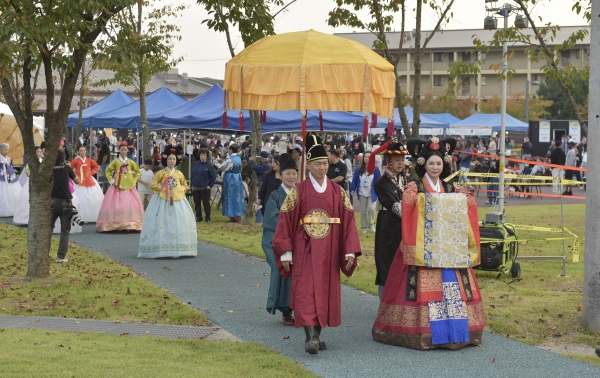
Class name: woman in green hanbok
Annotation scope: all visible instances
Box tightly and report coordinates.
[261,154,298,326]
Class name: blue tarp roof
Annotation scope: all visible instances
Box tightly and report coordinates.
[375,107,450,129]
[147,85,367,133]
[424,113,462,126]
[66,89,134,127]
[451,113,529,132]
[89,87,188,129]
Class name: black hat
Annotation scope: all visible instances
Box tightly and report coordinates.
[305,132,328,162]
[279,153,297,172]
[162,144,184,167]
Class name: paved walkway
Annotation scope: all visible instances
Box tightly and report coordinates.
[3,220,600,377]
[0,315,237,340]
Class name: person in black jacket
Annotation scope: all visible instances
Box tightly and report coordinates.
[370,140,408,299]
[191,148,216,223]
[255,154,282,215]
[550,140,566,194]
[52,149,81,263]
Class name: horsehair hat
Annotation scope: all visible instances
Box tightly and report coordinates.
[366,138,408,174]
[162,144,184,167]
[279,153,298,172]
[305,132,328,162]
[408,136,457,179]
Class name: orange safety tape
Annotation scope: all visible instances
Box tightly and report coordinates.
[455,150,587,172]
[476,188,586,200]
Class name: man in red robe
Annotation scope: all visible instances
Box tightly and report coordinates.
[273,133,361,355]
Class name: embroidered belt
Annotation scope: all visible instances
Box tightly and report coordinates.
[298,217,341,226]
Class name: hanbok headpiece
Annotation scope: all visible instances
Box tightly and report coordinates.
[304,132,328,162]
[279,153,298,172]
[366,138,408,174]
[162,144,184,167]
[119,141,129,148]
[408,136,457,179]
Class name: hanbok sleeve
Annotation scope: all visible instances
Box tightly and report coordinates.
[177,170,189,192]
[89,159,99,176]
[151,170,165,193]
[130,160,141,182]
[339,189,361,277]
[455,186,481,265]
[105,159,117,181]
[272,187,301,278]
[399,182,418,254]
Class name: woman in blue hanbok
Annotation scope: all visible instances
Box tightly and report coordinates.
[261,154,297,326]
[0,143,21,217]
[215,145,245,222]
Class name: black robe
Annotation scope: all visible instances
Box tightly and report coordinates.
[374,170,404,286]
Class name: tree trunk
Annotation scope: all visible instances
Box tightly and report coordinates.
[583,0,600,331]
[26,170,54,277]
[411,0,423,137]
[75,59,86,150]
[243,110,261,225]
[139,75,150,160]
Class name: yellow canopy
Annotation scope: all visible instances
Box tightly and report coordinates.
[224,30,396,118]
[0,103,45,166]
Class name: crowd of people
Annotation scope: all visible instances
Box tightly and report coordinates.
[1,127,590,356]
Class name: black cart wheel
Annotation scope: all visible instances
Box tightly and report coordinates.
[510,262,521,279]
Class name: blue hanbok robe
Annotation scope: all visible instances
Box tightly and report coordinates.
[262,185,292,314]
[221,155,245,217]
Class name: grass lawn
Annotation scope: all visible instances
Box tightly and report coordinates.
[0,222,317,377]
[0,222,209,326]
[0,328,317,378]
[197,203,600,366]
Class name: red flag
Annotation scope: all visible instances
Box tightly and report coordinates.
[222,111,228,129]
[387,119,394,137]
[239,112,244,132]
[319,111,324,131]
[363,116,368,138]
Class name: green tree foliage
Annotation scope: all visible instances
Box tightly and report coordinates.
[96,0,187,160]
[0,0,140,278]
[419,95,476,120]
[479,93,552,121]
[444,0,589,132]
[328,0,455,138]
[196,0,296,224]
[537,75,588,120]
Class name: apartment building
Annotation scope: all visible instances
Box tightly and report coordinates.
[336,26,589,99]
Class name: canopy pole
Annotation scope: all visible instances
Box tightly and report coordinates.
[188,128,192,180]
[301,112,306,181]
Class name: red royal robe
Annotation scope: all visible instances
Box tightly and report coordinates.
[272,178,361,328]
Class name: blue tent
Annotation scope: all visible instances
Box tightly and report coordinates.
[451,113,529,132]
[89,87,188,129]
[147,85,367,133]
[66,89,134,127]
[424,113,461,126]
[375,107,449,129]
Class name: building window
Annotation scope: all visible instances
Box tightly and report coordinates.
[434,76,443,86]
[434,52,444,62]
[531,75,540,85]
[480,52,487,61]
[576,49,581,59]
[476,76,486,86]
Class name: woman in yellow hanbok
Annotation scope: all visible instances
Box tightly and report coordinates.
[96,142,144,232]
[138,145,197,258]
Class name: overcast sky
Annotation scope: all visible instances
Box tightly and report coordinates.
[168,0,589,79]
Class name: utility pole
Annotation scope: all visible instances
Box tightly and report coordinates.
[583,0,600,331]
[484,1,527,215]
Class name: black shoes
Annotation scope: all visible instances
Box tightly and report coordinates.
[561,191,573,196]
[304,326,324,354]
